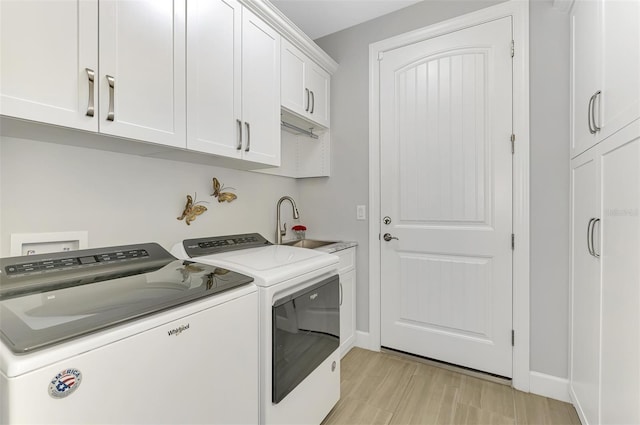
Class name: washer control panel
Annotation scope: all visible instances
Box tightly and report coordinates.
[4,249,149,276]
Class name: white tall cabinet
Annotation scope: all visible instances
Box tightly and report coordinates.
[570,121,640,425]
[570,153,600,425]
[569,1,640,423]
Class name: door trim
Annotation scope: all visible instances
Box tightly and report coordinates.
[368,0,530,392]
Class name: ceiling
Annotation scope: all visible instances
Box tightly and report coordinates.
[270,0,423,40]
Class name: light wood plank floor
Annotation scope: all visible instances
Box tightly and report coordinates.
[322,348,581,425]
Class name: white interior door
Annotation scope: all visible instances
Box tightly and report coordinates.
[379,17,514,377]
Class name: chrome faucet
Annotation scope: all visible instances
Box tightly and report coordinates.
[276,196,299,244]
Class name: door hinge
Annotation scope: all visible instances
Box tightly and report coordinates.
[511,234,515,250]
[378,51,384,61]
[510,134,515,154]
[378,233,381,240]
[511,40,515,58]
[512,329,515,346]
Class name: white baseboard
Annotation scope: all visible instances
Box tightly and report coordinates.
[355,330,377,351]
[529,371,571,402]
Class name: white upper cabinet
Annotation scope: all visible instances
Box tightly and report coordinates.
[306,61,330,128]
[570,0,640,158]
[0,0,186,149]
[1,0,332,171]
[281,39,330,128]
[281,42,307,115]
[240,8,281,166]
[187,0,242,158]
[187,2,280,167]
[570,0,601,157]
[99,0,186,148]
[599,0,639,138]
[0,0,98,132]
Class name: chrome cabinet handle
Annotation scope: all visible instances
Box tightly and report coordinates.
[106,75,115,121]
[383,233,399,242]
[339,282,343,306]
[592,91,601,132]
[236,119,242,150]
[587,218,600,258]
[85,68,95,117]
[310,90,315,114]
[245,122,250,152]
[588,94,596,134]
[305,88,310,112]
[587,218,595,256]
[591,218,600,258]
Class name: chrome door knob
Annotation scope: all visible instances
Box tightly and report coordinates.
[383,233,399,242]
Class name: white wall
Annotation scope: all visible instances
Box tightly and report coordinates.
[529,0,570,379]
[0,136,300,256]
[302,0,571,380]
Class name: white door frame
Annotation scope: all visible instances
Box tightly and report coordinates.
[368,0,530,391]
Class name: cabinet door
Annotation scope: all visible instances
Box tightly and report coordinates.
[241,8,280,166]
[187,0,242,157]
[600,0,640,139]
[600,125,640,425]
[281,40,307,115]
[0,0,98,131]
[570,0,602,158]
[99,0,186,148]
[306,62,330,128]
[339,269,356,357]
[570,152,601,425]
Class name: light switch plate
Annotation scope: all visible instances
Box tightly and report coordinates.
[10,231,88,256]
[356,205,367,220]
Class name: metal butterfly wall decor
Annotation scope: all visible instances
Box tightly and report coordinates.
[211,177,237,203]
[177,194,208,225]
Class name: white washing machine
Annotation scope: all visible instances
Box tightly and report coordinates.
[171,233,341,425]
[0,243,259,425]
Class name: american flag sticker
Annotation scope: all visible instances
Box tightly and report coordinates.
[48,368,82,399]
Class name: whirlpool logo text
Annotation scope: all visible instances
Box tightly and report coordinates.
[167,324,190,336]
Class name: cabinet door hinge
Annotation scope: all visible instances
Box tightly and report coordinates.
[378,51,384,61]
[511,40,515,58]
[512,329,515,346]
[510,134,515,154]
[511,234,515,250]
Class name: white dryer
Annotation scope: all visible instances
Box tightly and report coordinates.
[172,233,340,425]
[0,243,259,425]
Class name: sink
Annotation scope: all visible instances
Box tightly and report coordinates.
[282,239,337,249]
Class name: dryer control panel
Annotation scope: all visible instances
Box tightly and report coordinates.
[182,233,271,257]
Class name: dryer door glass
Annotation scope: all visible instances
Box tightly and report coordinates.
[272,274,339,403]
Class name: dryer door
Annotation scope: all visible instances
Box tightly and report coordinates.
[272,274,339,403]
